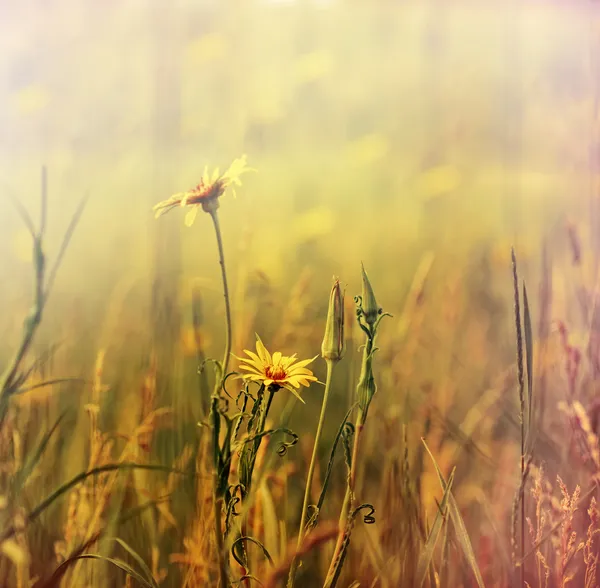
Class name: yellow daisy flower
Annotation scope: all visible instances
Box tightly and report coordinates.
[153,154,255,226]
[235,336,318,403]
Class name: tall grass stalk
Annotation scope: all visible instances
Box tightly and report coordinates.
[511,248,528,587]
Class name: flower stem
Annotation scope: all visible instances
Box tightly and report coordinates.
[287,359,336,587]
[209,209,232,380]
[323,415,363,588]
[208,208,233,588]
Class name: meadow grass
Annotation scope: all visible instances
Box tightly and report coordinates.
[2,159,600,588]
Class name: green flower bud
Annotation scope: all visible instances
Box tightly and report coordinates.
[357,354,376,417]
[360,263,380,326]
[321,278,345,362]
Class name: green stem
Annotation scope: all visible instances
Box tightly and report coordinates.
[287,360,336,587]
[323,418,363,588]
[213,494,229,588]
[240,386,275,583]
[324,325,374,588]
[209,208,233,588]
[209,209,232,380]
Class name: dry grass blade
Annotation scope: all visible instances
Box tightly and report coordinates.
[113,538,160,588]
[49,554,156,588]
[416,465,456,587]
[12,410,67,492]
[43,193,88,304]
[13,377,85,396]
[0,463,185,543]
[523,282,534,445]
[36,495,172,588]
[422,438,485,587]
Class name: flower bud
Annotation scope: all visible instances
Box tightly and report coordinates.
[356,356,377,418]
[321,278,345,362]
[360,263,380,326]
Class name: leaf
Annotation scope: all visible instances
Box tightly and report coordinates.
[231,536,274,569]
[422,439,485,588]
[416,465,455,587]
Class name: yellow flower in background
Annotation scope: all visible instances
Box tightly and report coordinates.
[235,336,318,402]
[153,155,255,225]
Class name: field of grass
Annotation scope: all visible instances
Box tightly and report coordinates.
[2,1,600,586]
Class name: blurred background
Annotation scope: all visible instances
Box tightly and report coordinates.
[1,0,599,435]
[1,0,599,446]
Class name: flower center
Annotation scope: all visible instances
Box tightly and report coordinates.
[264,365,287,381]
[187,180,224,204]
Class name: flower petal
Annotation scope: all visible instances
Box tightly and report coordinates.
[283,384,305,403]
[238,364,264,374]
[241,350,263,367]
[289,356,318,370]
[280,354,298,369]
[286,367,316,377]
[184,206,199,227]
[255,335,272,364]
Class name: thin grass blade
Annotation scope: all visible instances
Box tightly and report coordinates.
[523,283,534,439]
[113,538,159,588]
[422,439,485,588]
[416,467,455,587]
[13,411,66,492]
[50,554,155,588]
